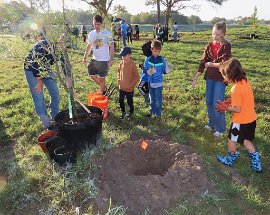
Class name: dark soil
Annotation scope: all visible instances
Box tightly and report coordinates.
[58,112,101,125]
[93,139,209,214]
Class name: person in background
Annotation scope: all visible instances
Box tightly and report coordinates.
[155,23,164,45]
[192,22,231,137]
[216,58,262,173]
[80,23,88,43]
[173,22,178,42]
[24,32,59,129]
[117,47,140,120]
[134,24,140,39]
[120,20,127,47]
[82,14,114,95]
[127,24,133,44]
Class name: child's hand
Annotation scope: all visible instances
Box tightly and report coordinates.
[147,67,156,75]
[215,100,229,113]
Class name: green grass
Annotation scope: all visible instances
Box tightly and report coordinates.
[0,25,270,214]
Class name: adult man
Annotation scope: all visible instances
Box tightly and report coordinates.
[24,32,60,129]
[82,15,114,94]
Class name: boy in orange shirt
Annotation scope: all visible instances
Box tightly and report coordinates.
[117,47,140,120]
[216,58,262,172]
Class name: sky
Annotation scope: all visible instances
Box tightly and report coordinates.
[3,0,270,21]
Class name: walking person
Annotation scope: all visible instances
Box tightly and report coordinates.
[82,14,114,95]
[173,22,178,42]
[216,58,262,173]
[120,20,127,47]
[80,23,87,43]
[192,22,231,137]
[24,32,60,129]
[117,47,140,120]
[127,24,133,44]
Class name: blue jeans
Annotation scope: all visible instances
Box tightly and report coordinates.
[24,70,60,128]
[205,79,226,133]
[122,34,127,46]
[149,86,163,117]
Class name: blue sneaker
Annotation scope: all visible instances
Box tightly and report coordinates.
[248,151,262,173]
[217,151,240,167]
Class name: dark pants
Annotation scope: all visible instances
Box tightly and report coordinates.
[127,33,132,43]
[137,80,149,97]
[119,89,134,114]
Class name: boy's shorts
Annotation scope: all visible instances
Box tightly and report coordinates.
[228,120,256,145]
[88,59,108,78]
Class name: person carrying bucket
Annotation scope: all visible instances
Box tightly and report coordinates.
[82,14,115,95]
[117,47,140,120]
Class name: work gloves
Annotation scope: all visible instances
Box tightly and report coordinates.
[215,98,231,113]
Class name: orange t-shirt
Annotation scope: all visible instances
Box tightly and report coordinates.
[231,80,256,124]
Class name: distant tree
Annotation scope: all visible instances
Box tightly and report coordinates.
[112,4,131,22]
[145,0,228,27]
[238,17,252,25]
[210,17,226,25]
[251,6,258,28]
[0,1,31,25]
[171,13,189,24]
[19,0,50,13]
[146,0,161,23]
[80,0,114,18]
[130,14,141,24]
[188,15,202,25]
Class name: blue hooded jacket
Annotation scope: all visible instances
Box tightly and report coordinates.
[143,55,166,84]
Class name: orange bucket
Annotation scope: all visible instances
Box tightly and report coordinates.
[37,130,57,153]
[87,92,109,120]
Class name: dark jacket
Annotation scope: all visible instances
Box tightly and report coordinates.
[197,40,231,82]
[24,39,54,78]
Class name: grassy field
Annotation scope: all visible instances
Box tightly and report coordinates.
[0,25,270,214]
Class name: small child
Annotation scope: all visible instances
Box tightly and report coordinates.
[138,41,152,104]
[117,47,140,120]
[143,40,168,118]
[216,58,262,172]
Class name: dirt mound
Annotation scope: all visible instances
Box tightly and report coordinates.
[93,139,209,214]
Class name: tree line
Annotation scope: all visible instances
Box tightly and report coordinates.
[1,1,269,29]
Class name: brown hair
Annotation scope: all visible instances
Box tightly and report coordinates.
[213,21,227,34]
[93,14,103,23]
[219,58,247,83]
[151,39,162,50]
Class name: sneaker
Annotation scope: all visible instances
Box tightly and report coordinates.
[213,131,224,138]
[119,112,126,120]
[217,151,240,167]
[204,125,213,131]
[248,151,262,173]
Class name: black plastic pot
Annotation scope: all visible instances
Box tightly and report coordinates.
[45,136,67,159]
[54,106,103,151]
[54,146,76,166]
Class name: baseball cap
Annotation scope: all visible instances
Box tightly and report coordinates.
[119,47,132,56]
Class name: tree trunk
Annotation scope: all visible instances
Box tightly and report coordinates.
[157,0,161,23]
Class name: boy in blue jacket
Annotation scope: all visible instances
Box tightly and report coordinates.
[143,40,168,118]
